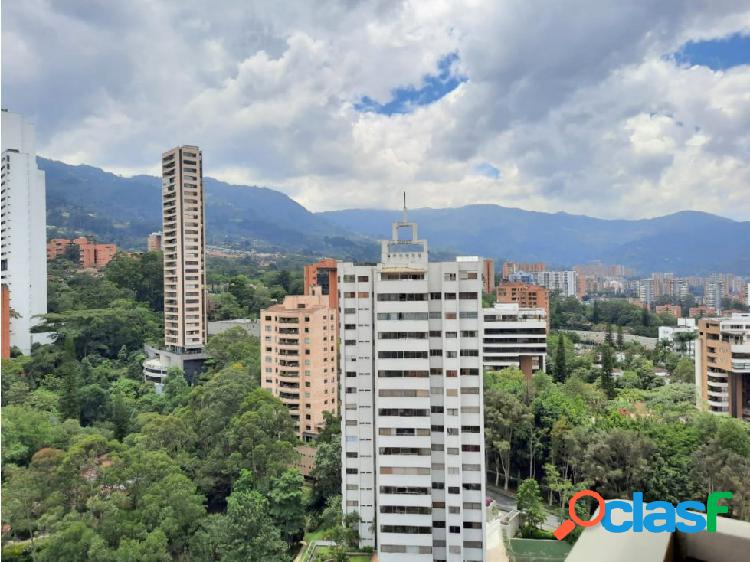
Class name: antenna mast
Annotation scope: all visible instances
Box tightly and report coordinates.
[402,191,408,223]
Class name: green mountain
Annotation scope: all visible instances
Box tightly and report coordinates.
[318,206,750,275]
[41,158,376,260]
[41,158,750,274]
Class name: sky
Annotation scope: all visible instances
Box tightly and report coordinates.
[2,1,750,220]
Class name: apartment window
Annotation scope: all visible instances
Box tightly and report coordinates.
[343,275,355,283]
[463,522,482,529]
[377,293,426,302]
[380,467,431,475]
[450,526,461,533]
[379,485,430,495]
[430,292,442,300]
[445,312,457,319]
[379,389,429,398]
[461,426,481,433]
[461,387,480,394]
[358,275,369,282]
[461,331,477,337]
[346,468,358,474]
[460,350,479,357]
[378,370,429,378]
[380,525,432,535]
[444,292,456,300]
[463,483,481,491]
[378,350,428,359]
[380,505,431,515]
[378,408,430,417]
[459,292,478,299]
[429,330,442,337]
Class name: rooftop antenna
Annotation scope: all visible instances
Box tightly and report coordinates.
[402,191,408,223]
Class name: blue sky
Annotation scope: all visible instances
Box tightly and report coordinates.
[355,53,466,115]
[675,32,750,70]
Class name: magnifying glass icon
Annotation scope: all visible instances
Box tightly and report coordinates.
[553,489,606,540]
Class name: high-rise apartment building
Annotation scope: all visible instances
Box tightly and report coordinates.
[638,278,654,308]
[162,146,207,353]
[260,291,338,441]
[339,217,486,562]
[1,110,47,354]
[705,280,725,313]
[534,270,578,299]
[143,146,207,385]
[482,302,547,377]
[696,313,750,422]
[147,231,162,252]
[304,257,338,310]
[496,282,549,319]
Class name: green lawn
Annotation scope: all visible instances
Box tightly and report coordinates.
[507,538,571,562]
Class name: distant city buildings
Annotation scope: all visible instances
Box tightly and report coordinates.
[534,270,579,298]
[339,216,486,560]
[482,302,547,377]
[143,145,208,385]
[638,278,654,308]
[147,231,162,252]
[260,291,338,441]
[47,237,117,269]
[696,313,750,422]
[704,280,725,313]
[1,110,48,354]
[655,304,682,317]
[501,261,545,281]
[690,305,717,319]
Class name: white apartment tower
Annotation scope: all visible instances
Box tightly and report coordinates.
[535,270,578,298]
[1,110,47,354]
[339,215,486,562]
[161,146,207,353]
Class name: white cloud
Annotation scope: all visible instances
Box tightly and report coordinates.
[2,0,750,219]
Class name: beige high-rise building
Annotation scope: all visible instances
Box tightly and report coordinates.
[696,313,750,422]
[161,146,207,353]
[147,232,162,252]
[260,290,338,441]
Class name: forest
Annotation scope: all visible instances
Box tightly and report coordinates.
[2,252,342,561]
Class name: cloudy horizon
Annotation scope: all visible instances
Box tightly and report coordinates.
[3,1,750,219]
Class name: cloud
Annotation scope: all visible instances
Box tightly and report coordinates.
[2,0,750,219]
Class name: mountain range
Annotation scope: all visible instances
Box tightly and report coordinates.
[40,158,750,275]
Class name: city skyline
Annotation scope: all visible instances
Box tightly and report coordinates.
[3,1,750,220]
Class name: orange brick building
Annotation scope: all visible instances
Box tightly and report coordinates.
[47,237,117,269]
[655,304,682,317]
[303,258,338,310]
[690,305,717,319]
[496,282,549,318]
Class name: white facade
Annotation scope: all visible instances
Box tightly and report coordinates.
[1,110,48,354]
[638,278,654,307]
[658,318,698,357]
[339,219,486,562]
[534,270,577,298]
[482,302,547,374]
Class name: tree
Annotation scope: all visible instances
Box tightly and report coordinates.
[591,300,600,324]
[309,435,342,511]
[267,469,306,545]
[204,327,260,385]
[616,325,624,348]
[59,361,82,422]
[221,485,287,562]
[554,335,567,383]
[600,345,615,399]
[209,292,245,321]
[671,357,695,384]
[605,323,614,346]
[516,478,546,535]
[104,252,164,312]
[111,392,133,441]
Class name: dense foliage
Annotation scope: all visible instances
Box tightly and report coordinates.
[551,296,678,337]
[1,253,339,561]
[485,363,750,533]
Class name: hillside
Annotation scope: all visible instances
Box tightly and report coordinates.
[40,158,376,260]
[41,158,750,274]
